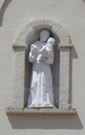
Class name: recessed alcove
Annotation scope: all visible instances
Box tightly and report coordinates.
[6,19,75,115]
[24,27,60,108]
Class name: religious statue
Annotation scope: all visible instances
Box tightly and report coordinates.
[28,30,55,108]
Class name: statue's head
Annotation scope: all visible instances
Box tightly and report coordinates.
[40,30,50,42]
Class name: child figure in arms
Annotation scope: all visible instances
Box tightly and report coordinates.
[37,37,55,63]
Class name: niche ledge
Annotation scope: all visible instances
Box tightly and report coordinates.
[6,107,76,116]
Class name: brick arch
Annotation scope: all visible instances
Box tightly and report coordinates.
[14,19,71,48]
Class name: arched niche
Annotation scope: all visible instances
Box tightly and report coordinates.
[14,19,71,47]
[12,19,73,110]
[25,27,60,108]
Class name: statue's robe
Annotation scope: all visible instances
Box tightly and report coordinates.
[28,41,54,108]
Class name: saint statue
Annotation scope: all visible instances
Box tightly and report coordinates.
[28,30,55,108]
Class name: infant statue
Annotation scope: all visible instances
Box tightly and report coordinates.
[37,37,55,63]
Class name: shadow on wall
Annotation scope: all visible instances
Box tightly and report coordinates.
[7,112,83,129]
[83,0,85,3]
[0,0,12,26]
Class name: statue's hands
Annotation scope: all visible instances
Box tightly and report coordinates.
[37,54,44,62]
[39,46,48,58]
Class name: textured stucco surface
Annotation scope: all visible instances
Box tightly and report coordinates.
[0,0,85,135]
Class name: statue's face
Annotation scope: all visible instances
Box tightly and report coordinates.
[40,30,50,42]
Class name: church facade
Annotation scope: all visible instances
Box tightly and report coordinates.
[0,0,85,135]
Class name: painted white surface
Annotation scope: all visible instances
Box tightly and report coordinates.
[0,0,85,134]
[28,30,54,108]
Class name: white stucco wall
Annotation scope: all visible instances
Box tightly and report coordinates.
[0,0,85,134]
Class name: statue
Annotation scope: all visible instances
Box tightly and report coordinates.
[28,30,55,108]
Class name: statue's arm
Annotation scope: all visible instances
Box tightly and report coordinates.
[29,51,35,63]
[28,44,38,63]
